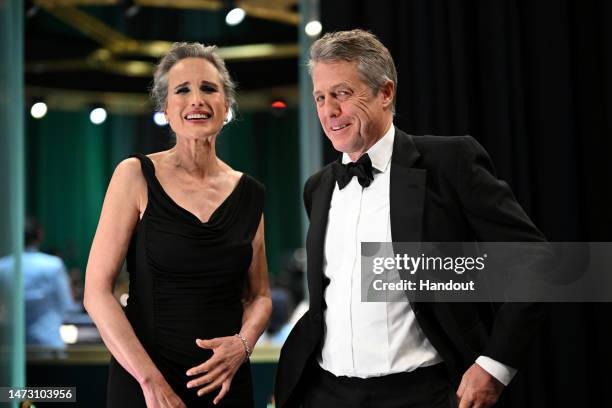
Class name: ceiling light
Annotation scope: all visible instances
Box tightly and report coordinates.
[30,102,47,119]
[121,0,140,18]
[226,8,246,26]
[305,20,322,37]
[26,6,39,19]
[90,107,107,125]
[126,5,140,18]
[60,324,78,344]
[271,100,287,109]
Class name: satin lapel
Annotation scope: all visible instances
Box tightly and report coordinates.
[390,130,427,308]
[390,129,426,243]
[306,166,336,314]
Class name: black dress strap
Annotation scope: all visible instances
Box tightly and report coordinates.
[128,153,169,211]
[129,153,156,185]
[130,153,160,194]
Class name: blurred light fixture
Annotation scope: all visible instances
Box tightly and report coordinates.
[30,102,48,119]
[60,324,79,344]
[26,5,39,18]
[153,112,168,126]
[125,5,141,18]
[225,7,246,26]
[305,20,322,37]
[121,0,141,18]
[271,100,287,109]
[90,107,107,125]
[271,100,287,117]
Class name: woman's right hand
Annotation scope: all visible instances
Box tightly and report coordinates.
[141,375,186,408]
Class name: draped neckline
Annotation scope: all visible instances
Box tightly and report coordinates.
[144,155,245,225]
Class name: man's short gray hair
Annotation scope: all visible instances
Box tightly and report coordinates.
[150,42,236,114]
[308,29,397,114]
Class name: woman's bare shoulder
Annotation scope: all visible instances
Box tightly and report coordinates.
[108,158,148,212]
[114,157,144,182]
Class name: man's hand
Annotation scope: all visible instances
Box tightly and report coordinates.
[456,363,505,408]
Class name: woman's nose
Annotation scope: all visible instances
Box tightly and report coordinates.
[190,91,205,106]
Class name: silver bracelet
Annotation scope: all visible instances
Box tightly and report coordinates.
[234,333,251,362]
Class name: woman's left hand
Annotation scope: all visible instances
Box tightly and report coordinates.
[186,336,247,404]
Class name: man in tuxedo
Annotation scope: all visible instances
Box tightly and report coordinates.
[275,29,546,408]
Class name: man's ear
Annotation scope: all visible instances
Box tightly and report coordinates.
[380,80,395,109]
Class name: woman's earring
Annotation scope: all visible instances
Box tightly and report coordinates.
[223,109,233,125]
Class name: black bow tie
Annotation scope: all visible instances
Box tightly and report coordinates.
[332,153,375,190]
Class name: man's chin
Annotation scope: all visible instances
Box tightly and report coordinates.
[328,138,354,155]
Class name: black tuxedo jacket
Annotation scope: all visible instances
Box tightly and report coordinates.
[274,128,547,408]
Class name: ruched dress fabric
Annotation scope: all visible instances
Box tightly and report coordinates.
[106,153,264,408]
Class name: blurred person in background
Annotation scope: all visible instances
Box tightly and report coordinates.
[69,267,85,304]
[0,216,76,348]
[84,42,271,408]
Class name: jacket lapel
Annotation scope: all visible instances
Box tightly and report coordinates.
[390,129,427,308]
[390,129,426,243]
[306,167,336,316]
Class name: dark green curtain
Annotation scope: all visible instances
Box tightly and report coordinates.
[27,111,109,272]
[26,108,301,277]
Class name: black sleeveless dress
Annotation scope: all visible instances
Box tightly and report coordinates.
[106,154,264,407]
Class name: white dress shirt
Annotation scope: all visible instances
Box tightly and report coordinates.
[318,125,516,386]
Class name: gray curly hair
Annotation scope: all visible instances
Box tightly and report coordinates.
[150,42,237,115]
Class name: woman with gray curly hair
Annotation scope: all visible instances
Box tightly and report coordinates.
[84,42,272,407]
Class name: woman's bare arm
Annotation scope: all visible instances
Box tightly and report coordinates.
[84,159,184,407]
[240,215,273,351]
